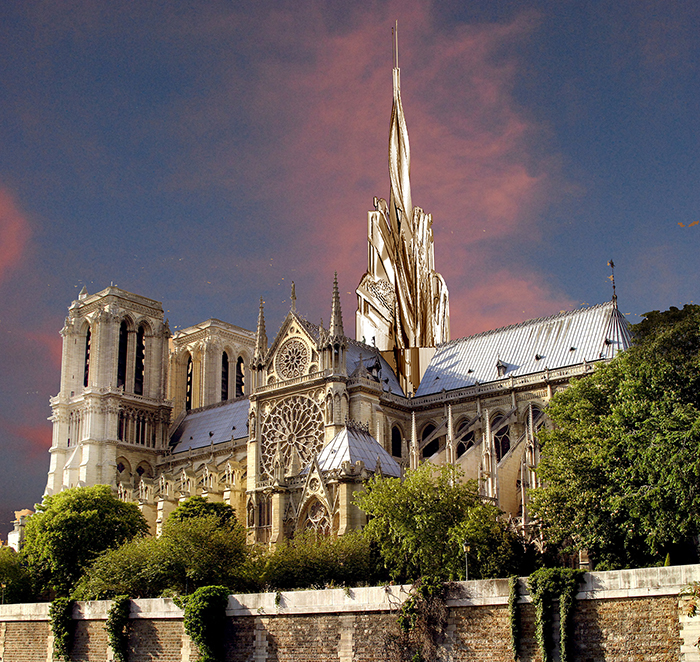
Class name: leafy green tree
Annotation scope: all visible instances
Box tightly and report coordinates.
[22,485,149,596]
[167,495,237,526]
[258,530,381,590]
[0,546,33,603]
[75,511,249,599]
[530,304,700,569]
[355,464,528,582]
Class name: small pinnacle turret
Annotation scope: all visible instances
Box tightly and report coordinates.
[330,272,344,339]
[254,297,268,363]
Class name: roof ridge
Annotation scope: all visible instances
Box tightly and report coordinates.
[182,396,250,417]
[439,301,614,348]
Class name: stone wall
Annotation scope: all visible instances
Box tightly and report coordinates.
[1,565,699,661]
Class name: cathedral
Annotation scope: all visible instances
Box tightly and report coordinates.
[43,45,631,542]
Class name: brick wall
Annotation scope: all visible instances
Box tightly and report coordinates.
[0,565,699,661]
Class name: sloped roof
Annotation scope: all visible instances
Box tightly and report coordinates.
[346,340,404,396]
[314,424,401,477]
[170,398,249,453]
[416,301,631,396]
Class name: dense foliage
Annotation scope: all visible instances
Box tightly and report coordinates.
[75,510,248,599]
[178,585,230,662]
[105,595,131,662]
[257,530,381,590]
[49,596,74,661]
[0,546,33,603]
[23,485,149,596]
[355,464,529,582]
[531,304,700,569]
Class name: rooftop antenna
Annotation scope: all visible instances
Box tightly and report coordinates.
[392,20,399,69]
[607,259,617,305]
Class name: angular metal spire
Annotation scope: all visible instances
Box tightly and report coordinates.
[254,297,268,362]
[329,272,344,338]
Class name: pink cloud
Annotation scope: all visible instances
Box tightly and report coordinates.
[0,418,52,459]
[0,188,32,285]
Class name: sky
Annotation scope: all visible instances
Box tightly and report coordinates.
[0,0,698,534]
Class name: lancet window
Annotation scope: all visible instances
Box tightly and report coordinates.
[235,356,245,397]
[185,355,193,411]
[117,321,128,389]
[492,415,510,462]
[134,325,145,395]
[391,425,403,458]
[83,327,91,387]
[221,352,230,401]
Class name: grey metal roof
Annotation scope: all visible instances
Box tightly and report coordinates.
[346,340,404,396]
[314,425,401,477]
[416,301,631,396]
[170,398,249,453]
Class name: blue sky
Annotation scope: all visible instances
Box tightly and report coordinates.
[0,0,698,532]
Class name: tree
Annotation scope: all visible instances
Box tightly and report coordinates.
[0,547,33,603]
[22,485,149,596]
[354,464,528,582]
[75,501,249,600]
[530,304,700,569]
[167,495,237,526]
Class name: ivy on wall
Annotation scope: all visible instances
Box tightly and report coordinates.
[106,595,131,662]
[176,585,230,662]
[49,597,74,662]
[527,568,584,662]
[508,576,520,661]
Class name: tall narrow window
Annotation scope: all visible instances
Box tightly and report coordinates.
[235,356,245,397]
[117,321,128,389]
[134,326,145,395]
[186,355,193,411]
[83,327,91,387]
[391,426,402,457]
[221,352,229,401]
[421,423,439,458]
[493,416,510,462]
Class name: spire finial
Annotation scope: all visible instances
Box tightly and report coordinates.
[392,20,399,70]
[330,272,344,338]
[291,281,297,312]
[254,296,268,361]
[607,259,617,305]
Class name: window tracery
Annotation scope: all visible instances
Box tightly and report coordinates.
[260,396,324,479]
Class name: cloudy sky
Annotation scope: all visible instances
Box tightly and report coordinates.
[1,0,698,531]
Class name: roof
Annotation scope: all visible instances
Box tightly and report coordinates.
[346,340,405,396]
[416,301,631,396]
[170,398,249,453]
[313,423,401,477]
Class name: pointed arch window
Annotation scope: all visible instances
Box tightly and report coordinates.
[492,415,510,462]
[456,419,475,459]
[117,321,128,389]
[83,327,91,387]
[235,356,245,397]
[391,425,403,458]
[421,423,439,458]
[134,326,145,395]
[185,355,193,411]
[221,352,230,401]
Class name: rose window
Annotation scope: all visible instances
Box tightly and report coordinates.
[276,338,309,380]
[260,396,324,479]
[303,499,331,536]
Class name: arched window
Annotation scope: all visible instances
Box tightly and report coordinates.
[134,326,145,395]
[391,426,403,458]
[492,415,510,462]
[185,355,193,411]
[303,499,331,536]
[456,419,475,459]
[117,321,128,389]
[83,327,91,387]
[421,423,439,458]
[221,352,230,401]
[235,356,245,397]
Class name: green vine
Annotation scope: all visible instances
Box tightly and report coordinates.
[679,582,700,648]
[385,576,446,662]
[106,595,131,662]
[528,568,584,662]
[508,576,520,661]
[49,597,74,662]
[178,585,230,662]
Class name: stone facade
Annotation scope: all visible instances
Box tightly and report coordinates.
[1,566,698,661]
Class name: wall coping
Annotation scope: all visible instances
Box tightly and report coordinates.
[1,564,699,621]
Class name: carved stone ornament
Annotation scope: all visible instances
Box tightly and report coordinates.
[260,395,323,480]
[275,338,310,380]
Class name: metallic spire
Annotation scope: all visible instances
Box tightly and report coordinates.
[329,272,344,338]
[607,259,617,305]
[291,281,297,312]
[254,297,267,362]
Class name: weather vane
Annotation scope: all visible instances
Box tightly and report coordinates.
[607,259,617,303]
